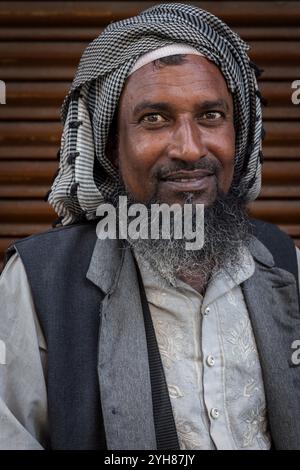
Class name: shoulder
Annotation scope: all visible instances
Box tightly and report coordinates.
[250,218,299,284]
[5,220,99,266]
[250,218,292,241]
[250,218,296,254]
[15,220,98,247]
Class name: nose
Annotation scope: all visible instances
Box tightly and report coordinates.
[168,117,207,163]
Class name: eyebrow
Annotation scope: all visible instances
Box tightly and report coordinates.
[196,99,230,113]
[132,99,230,116]
[133,101,171,116]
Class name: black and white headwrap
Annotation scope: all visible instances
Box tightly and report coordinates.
[48,2,264,226]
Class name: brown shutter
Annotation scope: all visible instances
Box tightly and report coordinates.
[0,1,299,270]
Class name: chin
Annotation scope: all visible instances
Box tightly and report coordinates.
[176,190,218,207]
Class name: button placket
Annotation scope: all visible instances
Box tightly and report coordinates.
[201,301,230,448]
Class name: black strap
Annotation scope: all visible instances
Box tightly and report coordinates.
[134,258,180,450]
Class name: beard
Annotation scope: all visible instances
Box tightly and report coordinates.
[107,180,251,289]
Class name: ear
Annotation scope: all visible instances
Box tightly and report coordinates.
[106,113,119,169]
[106,136,119,169]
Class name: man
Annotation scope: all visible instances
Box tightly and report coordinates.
[1,3,300,450]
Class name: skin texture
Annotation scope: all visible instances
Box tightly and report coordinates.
[115,55,235,207]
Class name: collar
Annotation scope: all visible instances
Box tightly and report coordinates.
[86,238,125,294]
[85,234,275,296]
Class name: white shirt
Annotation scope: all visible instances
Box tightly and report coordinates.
[134,247,271,449]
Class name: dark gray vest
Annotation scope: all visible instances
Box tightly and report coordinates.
[5,219,300,449]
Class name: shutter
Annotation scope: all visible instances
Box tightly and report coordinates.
[0,1,299,269]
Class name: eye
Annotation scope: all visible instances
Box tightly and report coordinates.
[202,111,224,120]
[141,113,166,124]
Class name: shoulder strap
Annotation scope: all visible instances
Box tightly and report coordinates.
[134,257,180,450]
[250,218,300,303]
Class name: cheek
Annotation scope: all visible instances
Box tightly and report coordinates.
[214,128,235,190]
[119,126,168,172]
[118,129,165,198]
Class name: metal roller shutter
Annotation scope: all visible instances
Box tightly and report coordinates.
[0,0,299,269]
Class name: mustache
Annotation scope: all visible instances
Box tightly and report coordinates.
[153,156,222,180]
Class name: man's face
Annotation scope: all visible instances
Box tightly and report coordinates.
[115,55,235,206]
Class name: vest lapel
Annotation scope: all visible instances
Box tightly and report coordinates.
[86,239,157,450]
[243,238,300,449]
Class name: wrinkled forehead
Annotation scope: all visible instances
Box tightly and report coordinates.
[119,54,233,115]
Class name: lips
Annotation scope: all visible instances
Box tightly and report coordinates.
[160,170,214,192]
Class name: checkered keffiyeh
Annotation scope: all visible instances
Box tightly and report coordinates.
[47,2,264,226]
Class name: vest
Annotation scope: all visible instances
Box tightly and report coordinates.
[5,219,300,449]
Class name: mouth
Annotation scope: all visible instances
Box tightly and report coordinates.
[160,170,215,192]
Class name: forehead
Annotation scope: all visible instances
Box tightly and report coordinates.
[119,55,232,110]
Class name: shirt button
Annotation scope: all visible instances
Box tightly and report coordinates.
[203,307,210,315]
[206,355,215,367]
[210,408,220,420]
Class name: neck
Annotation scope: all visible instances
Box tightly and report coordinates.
[177,270,212,295]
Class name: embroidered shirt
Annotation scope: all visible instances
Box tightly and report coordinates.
[133,247,273,450]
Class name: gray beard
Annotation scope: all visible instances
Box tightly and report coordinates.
[108,186,251,289]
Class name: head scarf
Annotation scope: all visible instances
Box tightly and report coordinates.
[128,43,204,75]
[48,2,264,226]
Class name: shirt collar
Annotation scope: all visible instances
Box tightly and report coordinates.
[133,244,255,307]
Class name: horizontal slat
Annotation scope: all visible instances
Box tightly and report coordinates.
[279,225,300,237]
[0,145,59,160]
[0,223,52,237]
[259,82,298,105]
[0,161,58,183]
[0,27,105,42]
[5,82,69,104]
[263,122,300,145]
[0,107,61,121]
[262,162,300,183]
[1,2,300,26]
[218,26,300,41]
[263,146,300,160]
[1,26,300,42]
[254,66,300,81]
[0,122,62,145]
[249,41,300,64]
[0,65,76,81]
[0,42,85,65]
[0,200,56,222]
[262,107,300,121]
[0,185,50,199]
[259,186,300,199]
[249,200,300,223]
